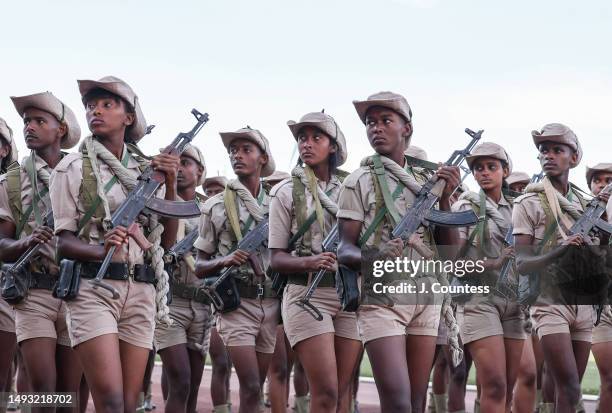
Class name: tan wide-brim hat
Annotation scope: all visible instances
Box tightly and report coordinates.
[465,141,513,174]
[203,176,228,190]
[0,117,18,165]
[220,127,276,177]
[77,76,147,143]
[532,123,582,168]
[287,111,348,167]
[353,91,412,125]
[586,163,612,186]
[10,92,81,150]
[506,171,531,186]
[405,145,428,161]
[263,170,290,184]
[182,144,207,186]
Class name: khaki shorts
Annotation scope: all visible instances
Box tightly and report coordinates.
[0,298,15,333]
[456,295,527,344]
[282,284,360,348]
[531,305,593,342]
[155,297,213,354]
[218,297,280,354]
[592,305,612,344]
[14,289,70,346]
[66,278,156,349]
[357,303,441,344]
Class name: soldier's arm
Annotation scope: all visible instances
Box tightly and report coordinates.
[194,249,249,278]
[433,165,461,256]
[270,249,336,273]
[0,219,53,262]
[152,153,180,249]
[337,218,362,271]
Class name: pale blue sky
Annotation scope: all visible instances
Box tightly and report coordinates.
[1,0,610,189]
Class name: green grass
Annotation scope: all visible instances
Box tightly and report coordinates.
[357,353,602,395]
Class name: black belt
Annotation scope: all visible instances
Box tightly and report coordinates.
[171,282,210,304]
[237,281,278,299]
[287,272,336,288]
[30,272,56,291]
[80,262,156,284]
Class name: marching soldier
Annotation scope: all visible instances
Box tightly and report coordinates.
[336,91,461,412]
[195,127,279,413]
[268,111,362,412]
[507,172,531,193]
[155,144,212,412]
[0,92,82,412]
[49,76,180,412]
[203,176,228,198]
[512,124,603,412]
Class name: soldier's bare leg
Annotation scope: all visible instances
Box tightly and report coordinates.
[593,341,612,412]
[228,346,272,413]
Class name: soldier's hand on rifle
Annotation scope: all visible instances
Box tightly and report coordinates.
[151,153,180,188]
[104,226,129,253]
[380,238,404,259]
[495,246,515,268]
[561,234,585,246]
[597,191,610,204]
[436,165,461,201]
[223,249,250,267]
[25,225,54,247]
[306,252,336,272]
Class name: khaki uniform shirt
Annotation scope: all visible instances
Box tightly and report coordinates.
[172,196,204,286]
[194,183,270,280]
[268,175,342,254]
[0,154,57,274]
[49,146,164,268]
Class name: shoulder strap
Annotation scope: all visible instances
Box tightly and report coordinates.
[358,179,405,247]
[537,193,560,253]
[6,163,24,237]
[78,148,130,233]
[288,182,335,255]
[371,155,402,226]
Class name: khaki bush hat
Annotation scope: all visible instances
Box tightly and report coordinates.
[203,176,228,190]
[287,111,347,166]
[586,163,612,185]
[220,126,276,177]
[405,145,428,161]
[353,91,412,125]
[10,92,81,149]
[0,117,18,165]
[182,144,206,186]
[77,76,147,143]
[506,171,531,186]
[262,170,290,183]
[532,123,582,167]
[465,142,513,174]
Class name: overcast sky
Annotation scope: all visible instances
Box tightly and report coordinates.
[1,0,610,190]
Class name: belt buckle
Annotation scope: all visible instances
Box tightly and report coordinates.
[257,283,264,298]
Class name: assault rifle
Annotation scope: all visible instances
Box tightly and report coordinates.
[296,224,340,321]
[164,228,199,269]
[337,128,483,311]
[89,109,209,298]
[1,212,54,304]
[204,217,270,313]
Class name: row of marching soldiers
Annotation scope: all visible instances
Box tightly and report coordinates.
[0,78,610,413]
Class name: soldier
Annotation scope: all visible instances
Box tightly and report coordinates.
[268,111,362,412]
[155,144,212,413]
[451,142,527,411]
[0,92,82,411]
[195,127,279,413]
[202,176,228,198]
[336,91,461,412]
[586,163,612,412]
[0,116,19,401]
[507,172,531,193]
[512,123,603,412]
[0,118,18,173]
[49,76,180,412]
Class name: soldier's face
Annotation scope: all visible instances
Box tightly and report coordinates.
[509,182,527,193]
[22,108,65,150]
[229,139,267,177]
[538,142,576,177]
[365,107,410,157]
[472,157,508,192]
[590,172,612,196]
[297,126,336,167]
[177,155,201,190]
[203,183,224,197]
[84,96,134,138]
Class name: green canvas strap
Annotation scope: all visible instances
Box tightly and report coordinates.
[371,155,402,226]
[288,185,334,255]
[77,149,130,233]
[537,193,560,253]
[358,180,405,247]
[405,155,438,171]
